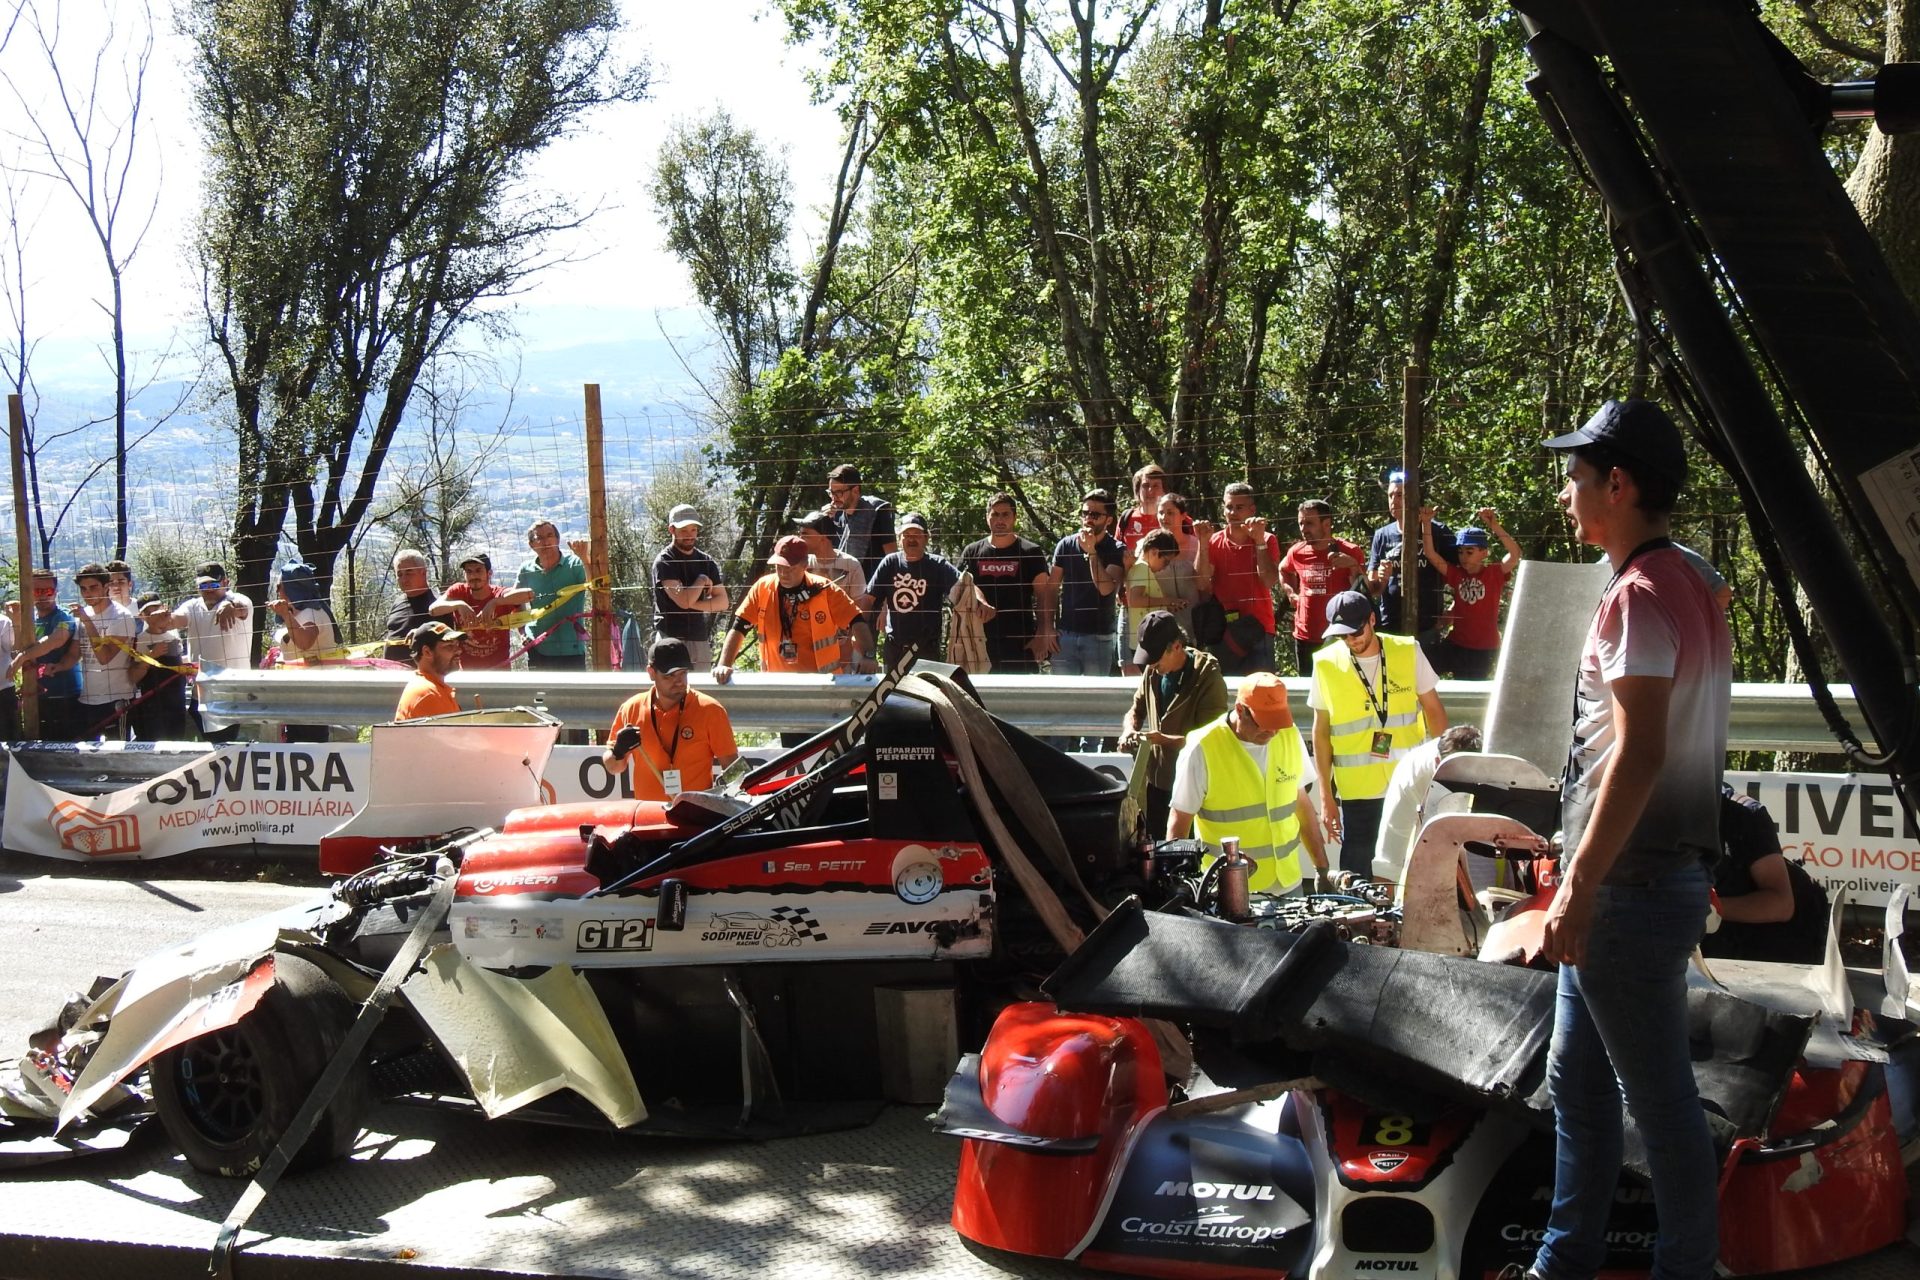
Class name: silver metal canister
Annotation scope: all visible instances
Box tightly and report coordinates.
[1218,835,1252,922]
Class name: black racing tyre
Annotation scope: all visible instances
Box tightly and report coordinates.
[148,952,371,1177]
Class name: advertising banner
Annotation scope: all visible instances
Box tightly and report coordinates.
[1728,771,1919,907]
[0,744,779,862]
[4,747,1913,908]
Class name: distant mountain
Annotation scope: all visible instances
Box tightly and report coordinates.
[2,303,722,570]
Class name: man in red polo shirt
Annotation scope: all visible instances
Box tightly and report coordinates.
[432,551,532,670]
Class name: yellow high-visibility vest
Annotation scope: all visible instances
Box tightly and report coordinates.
[1192,716,1307,894]
[1314,633,1426,801]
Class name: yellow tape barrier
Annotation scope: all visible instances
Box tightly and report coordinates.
[275,576,609,666]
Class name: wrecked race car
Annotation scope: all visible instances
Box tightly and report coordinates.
[2,666,1160,1177]
[935,760,1920,1279]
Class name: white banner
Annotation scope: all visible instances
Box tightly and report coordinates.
[4,748,1913,907]
[0,744,770,862]
[1728,771,1919,907]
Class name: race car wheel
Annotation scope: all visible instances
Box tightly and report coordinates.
[149,953,371,1177]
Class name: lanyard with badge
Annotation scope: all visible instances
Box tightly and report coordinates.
[1354,656,1394,758]
[641,698,688,798]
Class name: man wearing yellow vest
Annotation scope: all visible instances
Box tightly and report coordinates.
[1310,589,1448,878]
[1167,672,1332,896]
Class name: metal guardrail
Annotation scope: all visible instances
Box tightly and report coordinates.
[191,668,1872,753]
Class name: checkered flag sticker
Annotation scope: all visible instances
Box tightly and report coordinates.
[769,905,828,942]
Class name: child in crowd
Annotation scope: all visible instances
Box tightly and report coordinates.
[1122,529,1197,675]
[1420,505,1521,679]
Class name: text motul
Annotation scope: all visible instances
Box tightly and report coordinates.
[1155,1181,1275,1200]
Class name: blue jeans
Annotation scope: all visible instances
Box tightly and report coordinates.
[1535,861,1716,1280]
[1048,629,1115,750]
[1050,628,1115,678]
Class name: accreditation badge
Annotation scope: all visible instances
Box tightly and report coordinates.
[662,768,683,798]
[1369,730,1393,759]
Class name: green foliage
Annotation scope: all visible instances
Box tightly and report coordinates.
[186,0,647,653]
[129,528,232,606]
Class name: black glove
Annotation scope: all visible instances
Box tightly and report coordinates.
[611,725,642,760]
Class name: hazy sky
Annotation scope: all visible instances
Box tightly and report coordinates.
[4,0,843,364]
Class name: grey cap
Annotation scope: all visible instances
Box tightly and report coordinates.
[667,504,702,529]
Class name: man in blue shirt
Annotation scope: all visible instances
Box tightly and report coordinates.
[1042,488,1125,677]
[863,512,964,662]
[7,569,81,740]
[1367,469,1457,654]
[516,519,589,670]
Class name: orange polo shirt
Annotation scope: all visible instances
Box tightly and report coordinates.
[394,672,461,721]
[607,686,737,801]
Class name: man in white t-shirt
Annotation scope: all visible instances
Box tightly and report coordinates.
[0,601,16,739]
[1308,589,1448,877]
[157,561,254,743]
[796,509,867,604]
[1167,672,1332,897]
[73,562,137,740]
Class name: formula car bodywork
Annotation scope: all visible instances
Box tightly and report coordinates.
[938,812,1920,1279]
[3,668,1142,1174]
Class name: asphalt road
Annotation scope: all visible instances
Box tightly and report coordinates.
[0,854,324,1059]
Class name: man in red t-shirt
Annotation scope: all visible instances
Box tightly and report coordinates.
[432,552,533,670]
[1279,498,1366,676]
[1198,480,1281,675]
[1419,506,1522,680]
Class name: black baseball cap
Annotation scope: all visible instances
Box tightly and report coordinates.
[647,637,692,674]
[1322,590,1375,638]
[1132,610,1185,666]
[795,509,839,535]
[408,621,467,653]
[1544,399,1688,488]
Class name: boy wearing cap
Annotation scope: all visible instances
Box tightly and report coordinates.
[652,505,732,668]
[394,621,466,720]
[1309,588,1447,877]
[433,552,533,671]
[603,638,739,802]
[1419,505,1523,680]
[1520,399,1728,1280]
[1120,611,1227,838]
[861,513,972,663]
[1166,671,1331,896]
[714,536,874,682]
